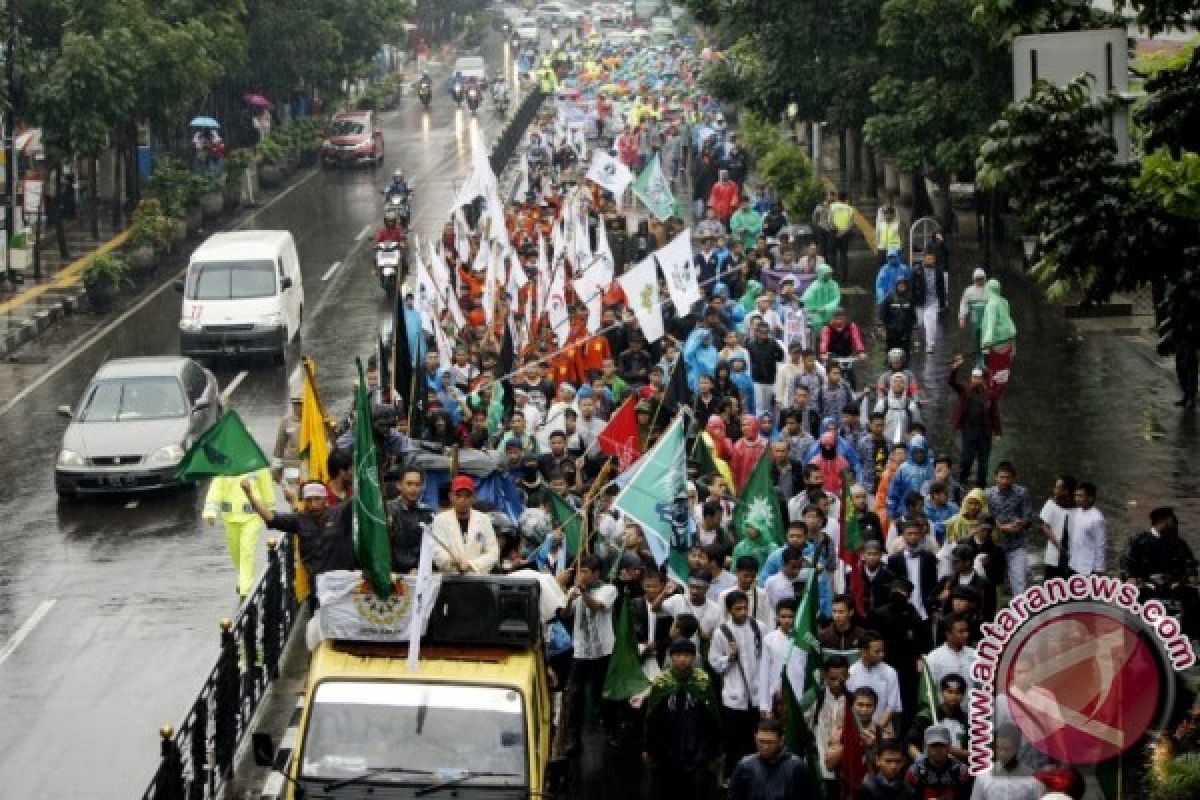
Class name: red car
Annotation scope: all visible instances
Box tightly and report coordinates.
[321,111,384,167]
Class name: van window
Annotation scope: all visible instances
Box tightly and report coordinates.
[187,260,277,300]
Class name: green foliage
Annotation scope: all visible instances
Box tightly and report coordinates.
[1136,149,1200,220]
[224,149,254,183]
[357,76,400,111]
[970,0,1120,43]
[82,253,133,290]
[148,156,190,218]
[1137,45,1200,156]
[757,142,823,220]
[738,111,779,162]
[128,198,173,249]
[1150,752,1200,800]
[187,174,222,206]
[9,231,29,250]
[256,136,286,166]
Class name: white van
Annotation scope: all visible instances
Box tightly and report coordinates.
[177,231,304,364]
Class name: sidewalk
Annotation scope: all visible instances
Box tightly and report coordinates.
[0,203,127,359]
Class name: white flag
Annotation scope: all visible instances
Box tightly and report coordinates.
[586,150,634,196]
[617,256,665,343]
[536,232,552,322]
[430,243,466,332]
[412,246,440,335]
[546,257,570,348]
[587,214,615,287]
[482,241,500,326]
[407,527,439,671]
[453,209,472,264]
[573,267,606,334]
[655,228,702,313]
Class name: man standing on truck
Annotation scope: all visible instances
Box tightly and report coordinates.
[430,475,499,574]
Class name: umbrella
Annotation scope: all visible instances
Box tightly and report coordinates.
[242,93,269,108]
[190,116,220,129]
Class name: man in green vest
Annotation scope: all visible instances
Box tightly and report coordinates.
[829,191,854,283]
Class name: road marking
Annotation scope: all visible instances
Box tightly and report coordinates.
[355,224,373,242]
[125,499,139,510]
[321,261,342,282]
[220,370,249,403]
[0,599,57,668]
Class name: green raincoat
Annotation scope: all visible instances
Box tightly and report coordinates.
[800,264,842,333]
[739,279,764,314]
[980,279,1017,349]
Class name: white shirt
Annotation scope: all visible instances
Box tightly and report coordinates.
[1070,507,1107,575]
[970,767,1043,800]
[757,629,795,713]
[846,660,902,723]
[706,570,739,603]
[813,688,848,780]
[719,585,775,630]
[903,548,929,620]
[570,583,618,660]
[515,402,542,433]
[1039,499,1072,568]
[430,509,499,575]
[662,593,723,639]
[709,618,763,710]
[764,571,808,611]
[925,644,976,708]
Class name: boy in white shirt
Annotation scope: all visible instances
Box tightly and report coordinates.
[662,569,723,655]
[764,546,812,611]
[710,590,765,783]
[1069,481,1107,576]
[719,555,775,630]
[757,598,798,715]
[562,554,618,750]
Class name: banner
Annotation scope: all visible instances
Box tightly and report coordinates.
[586,150,634,197]
[616,255,665,342]
[632,155,676,222]
[613,414,692,581]
[316,570,443,643]
[655,228,702,313]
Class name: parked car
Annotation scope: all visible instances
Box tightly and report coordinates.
[320,110,384,167]
[55,357,223,498]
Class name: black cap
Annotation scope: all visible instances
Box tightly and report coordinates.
[668,638,697,656]
[1150,506,1175,523]
[619,552,644,570]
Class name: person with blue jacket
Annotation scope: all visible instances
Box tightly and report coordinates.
[886,434,935,519]
[874,247,911,307]
[684,325,719,391]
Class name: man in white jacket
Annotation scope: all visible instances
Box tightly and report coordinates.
[430,475,499,574]
[709,590,764,784]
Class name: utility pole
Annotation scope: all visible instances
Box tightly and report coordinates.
[5,0,16,286]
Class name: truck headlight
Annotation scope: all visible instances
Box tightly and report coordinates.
[57,449,85,467]
[180,318,203,332]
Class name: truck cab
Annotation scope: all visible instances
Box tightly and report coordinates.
[256,575,551,799]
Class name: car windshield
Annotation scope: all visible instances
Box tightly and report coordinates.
[301,682,526,786]
[187,260,277,300]
[79,377,186,422]
[330,119,366,136]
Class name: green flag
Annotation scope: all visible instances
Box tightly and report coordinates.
[631,155,676,222]
[733,452,785,547]
[782,570,825,798]
[487,381,506,435]
[841,475,863,557]
[176,409,269,481]
[353,358,393,598]
[916,658,939,725]
[546,488,584,561]
[614,414,691,581]
[603,595,650,700]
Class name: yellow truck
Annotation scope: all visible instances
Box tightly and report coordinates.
[253,575,552,799]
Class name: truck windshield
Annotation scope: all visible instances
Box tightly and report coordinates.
[301,682,527,787]
[186,260,277,300]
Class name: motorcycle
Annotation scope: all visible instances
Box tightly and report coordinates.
[384,189,412,226]
[466,85,482,113]
[417,81,432,110]
[451,81,464,106]
[374,241,403,296]
[492,85,510,115]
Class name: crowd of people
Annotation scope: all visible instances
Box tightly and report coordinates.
[209,30,1200,800]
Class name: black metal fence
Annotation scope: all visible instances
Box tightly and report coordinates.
[489,88,546,177]
[141,537,300,800]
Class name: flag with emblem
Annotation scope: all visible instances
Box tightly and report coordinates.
[603,594,650,700]
[613,414,692,581]
[631,155,676,222]
[176,409,269,481]
[654,228,702,313]
[352,358,392,598]
[733,452,785,547]
[616,255,665,342]
[586,150,634,196]
[781,568,826,799]
[598,396,642,471]
[547,488,584,562]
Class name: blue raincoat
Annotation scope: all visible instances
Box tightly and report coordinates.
[886,434,936,518]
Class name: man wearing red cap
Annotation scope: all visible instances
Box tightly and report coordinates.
[430,475,499,574]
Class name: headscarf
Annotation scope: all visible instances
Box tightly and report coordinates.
[739,279,763,313]
[981,278,1017,348]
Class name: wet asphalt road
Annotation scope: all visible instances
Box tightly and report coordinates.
[0,38,522,799]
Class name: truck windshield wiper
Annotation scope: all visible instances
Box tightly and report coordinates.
[322,765,435,791]
[414,771,520,796]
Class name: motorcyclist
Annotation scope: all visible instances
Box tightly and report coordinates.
[419,71,432,90]
[451,71,465,100]
[375,210,406,246]
[384,169,410,200]
[491,77,509,106]
[819,308,867,374]
[1121,507,1200,638]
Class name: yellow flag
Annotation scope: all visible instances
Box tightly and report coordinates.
[299,356,330,483]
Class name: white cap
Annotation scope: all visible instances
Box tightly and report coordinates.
[973,268,987,280]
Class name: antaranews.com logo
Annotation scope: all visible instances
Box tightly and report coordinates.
[968,574,1196,774]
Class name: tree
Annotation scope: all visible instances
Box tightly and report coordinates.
[863,0,1009,220]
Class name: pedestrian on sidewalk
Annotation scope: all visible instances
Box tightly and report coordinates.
[957,268,989,355]
[980,279,1017,394]
[204,468,274,599]
[985,462,1034,597]
[875,206,903,266]
[911,250,947,355]
[946,355,1001,489]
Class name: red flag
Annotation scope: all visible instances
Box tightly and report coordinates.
[839,694,867,798]
[598,396,641,471]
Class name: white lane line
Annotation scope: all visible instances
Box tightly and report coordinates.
[125,499,139,510]
[0,599,57,668]
[355,224,373,242]
[321,261,342,282]
[220,370,249,403]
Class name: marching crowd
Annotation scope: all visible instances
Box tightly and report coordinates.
[205,31,1200,800]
